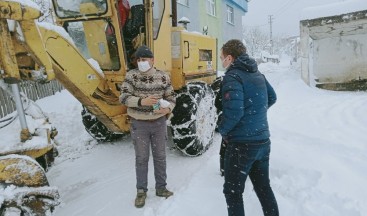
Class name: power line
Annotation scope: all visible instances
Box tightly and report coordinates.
[274,0,301,17]
[269,15,274,54]
[243,23,268,28]
[273,0,294,16]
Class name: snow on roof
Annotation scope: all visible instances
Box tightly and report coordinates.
[7,0,41,11]
[301,0,367,21]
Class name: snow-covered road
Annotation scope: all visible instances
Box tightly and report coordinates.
[4,59,366,216]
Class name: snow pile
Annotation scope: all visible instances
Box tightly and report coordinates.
[7,0,41,11]
[55,0,84,12]
[261,51,279,59]
[87,58,105,78]
[0,184,59,213]
[301,0,367,20]
[0,96,54,154]
[37,22,76,47]
[0,154,42,176]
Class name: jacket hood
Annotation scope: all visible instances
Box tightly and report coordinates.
[228,53,258,73]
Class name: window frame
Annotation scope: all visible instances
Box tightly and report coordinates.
[52,0,109,19]
[153,0,165,39]
[206,0,216,16]
[177,0,189,6]
[226,5,234,24]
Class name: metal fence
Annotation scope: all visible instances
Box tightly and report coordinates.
[0,80,64,118]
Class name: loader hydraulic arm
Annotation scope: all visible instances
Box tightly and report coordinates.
[0,0,54,82]
[0,0,129,134]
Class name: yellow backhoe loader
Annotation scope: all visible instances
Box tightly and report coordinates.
[0,0,219,214]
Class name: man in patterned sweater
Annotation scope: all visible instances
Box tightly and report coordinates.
[119,45,176,208]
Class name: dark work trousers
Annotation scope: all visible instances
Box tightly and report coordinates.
[219,139,227,176]
[223,139,279,216]
[130,116,167,192]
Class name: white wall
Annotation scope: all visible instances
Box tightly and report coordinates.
[312,34,367,83]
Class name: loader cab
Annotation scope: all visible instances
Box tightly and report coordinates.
[51,0,156,75]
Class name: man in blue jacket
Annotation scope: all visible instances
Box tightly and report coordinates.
[218,39,279,216]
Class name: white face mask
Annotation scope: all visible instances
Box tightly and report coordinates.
[137,61,151,72]
[222,57,230,70]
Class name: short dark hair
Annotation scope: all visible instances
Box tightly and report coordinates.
[221,39,246,59]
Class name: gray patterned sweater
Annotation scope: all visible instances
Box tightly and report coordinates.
[119,67,176,120]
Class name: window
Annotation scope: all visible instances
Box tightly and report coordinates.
[153,0,165,39]
[199,49,212,61]
[206,0,216,16]
[177,0,189,6]
[226,5,234,24]
[53,0,107,18]
[65,20,121,71]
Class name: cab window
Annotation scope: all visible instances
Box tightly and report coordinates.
[53,0,107,18]
[153,0,164,39]
[64,20,120,71]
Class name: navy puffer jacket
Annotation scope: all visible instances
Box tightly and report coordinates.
[218,53,276,142]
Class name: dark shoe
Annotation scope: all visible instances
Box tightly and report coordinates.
[135,189,147,208]
[156,188,173,198]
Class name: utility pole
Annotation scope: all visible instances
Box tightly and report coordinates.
[268,15,274,54]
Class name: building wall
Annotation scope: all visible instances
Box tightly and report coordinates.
[313,34,367,83]
[198,0,222,39]
[176,1,200,32]
[221,0,247,45]
[300,10,367,89]
[176,0,248,70]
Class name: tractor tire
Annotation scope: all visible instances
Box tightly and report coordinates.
[81,107,126,142]
[170,82,217,156]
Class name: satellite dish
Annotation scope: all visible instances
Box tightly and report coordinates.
[203,25,208,35]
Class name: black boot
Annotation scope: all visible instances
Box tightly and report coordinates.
[219,139,227,176]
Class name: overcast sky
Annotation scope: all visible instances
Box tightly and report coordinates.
[243,0,346,37]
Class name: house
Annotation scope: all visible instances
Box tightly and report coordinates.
[176,0,248,70]
[300,0,367,91]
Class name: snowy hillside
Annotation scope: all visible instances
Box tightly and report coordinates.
[1,58,366,215]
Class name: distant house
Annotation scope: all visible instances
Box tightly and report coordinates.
[176,0,248,70]
[300,1,367,91]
